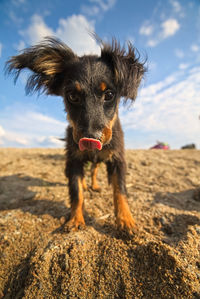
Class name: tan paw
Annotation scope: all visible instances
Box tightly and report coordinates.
[65,216,85,232]
[91,184,101,192]
[116,212,137,235]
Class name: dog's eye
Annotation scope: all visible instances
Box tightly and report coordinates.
[104,90,114,102]
[68,94,81,105]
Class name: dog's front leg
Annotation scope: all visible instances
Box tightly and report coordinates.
[65,160,85,231]
[91,162,101,192]
[107,159,136,234]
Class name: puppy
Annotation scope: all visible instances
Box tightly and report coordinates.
[6,37,145,234]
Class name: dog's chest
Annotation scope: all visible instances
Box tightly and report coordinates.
[74,148,113,163]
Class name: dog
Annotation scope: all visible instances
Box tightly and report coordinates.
[6,36,146,234]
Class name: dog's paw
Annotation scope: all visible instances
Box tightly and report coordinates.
[116,211,137,235]
[65,216,85,232]
[91,184,101,192]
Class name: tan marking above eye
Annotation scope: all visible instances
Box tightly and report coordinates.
[75,81,81,92]
[100,82,107,91]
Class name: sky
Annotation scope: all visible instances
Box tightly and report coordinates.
[0,0,200,149]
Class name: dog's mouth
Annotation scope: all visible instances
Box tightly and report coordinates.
[79,138,102,151]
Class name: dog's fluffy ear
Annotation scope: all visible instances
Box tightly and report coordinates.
[101,39,146,101]
[5,37,78,96]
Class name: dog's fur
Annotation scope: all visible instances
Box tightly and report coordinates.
[6,37,146,234]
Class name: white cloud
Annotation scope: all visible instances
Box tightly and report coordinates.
[35,136,64,147]
[140,74,177,98]
[139,0,184,48]
[56,15,100,55]
[0,124,29,146]
[170,0,185,18]
[92,0,116,11]
[147,39,157,47]
[0,105,66,148]
[0,43,2,57]
[12,0,26,5]
[9,11,24,26]
[161,18,180,38]
[20,14,54,45]
[120,65,200,148]
[81,5,100,17]
[139,23,154,36]
[140,0,182,48]
[19,14,100,55]
[81,0,116,16]
[141,17,180,47]
[174,48,184,58]
[0,126,5,145]
[147,18,180,47]
[6,134,29,146]
[179,63,189,70]
[170,0,182,13]
[191,44,199,52]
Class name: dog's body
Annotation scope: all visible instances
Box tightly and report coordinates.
[6,37,145,234]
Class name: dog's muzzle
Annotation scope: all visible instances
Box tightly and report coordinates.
[79,138,102,151]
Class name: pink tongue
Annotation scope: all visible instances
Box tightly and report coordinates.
[79,138,102,151]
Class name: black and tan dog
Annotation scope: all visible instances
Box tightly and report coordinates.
[6,37,146,234]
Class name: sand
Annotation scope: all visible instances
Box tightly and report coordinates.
[0,148,199,298]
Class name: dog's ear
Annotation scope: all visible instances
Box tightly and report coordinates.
[5,37,78,96]
[101,39,146,101]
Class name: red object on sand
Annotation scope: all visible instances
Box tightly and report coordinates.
[79,138,102,151]
[150,142,170,150]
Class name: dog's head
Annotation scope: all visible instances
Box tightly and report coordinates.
[6,37,146,151]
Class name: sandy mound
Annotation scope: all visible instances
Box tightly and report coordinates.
[0,149,200,298]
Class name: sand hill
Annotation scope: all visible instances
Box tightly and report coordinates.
[0,149,200,298]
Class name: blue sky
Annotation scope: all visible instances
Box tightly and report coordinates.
[0,0,200,149]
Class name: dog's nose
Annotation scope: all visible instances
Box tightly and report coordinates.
[85,130,102,140]
[81,110,104,140]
